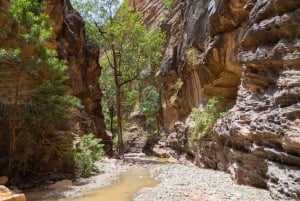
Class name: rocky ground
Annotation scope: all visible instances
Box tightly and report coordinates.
[25,155,275,201]
[135,163,275,201]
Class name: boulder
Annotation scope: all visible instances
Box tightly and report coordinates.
[152,147,167,158]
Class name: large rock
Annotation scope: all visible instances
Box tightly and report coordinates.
[135,0,300,200]
[0,186,26,201]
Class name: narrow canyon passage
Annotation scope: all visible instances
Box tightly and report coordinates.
[0,0,299,200]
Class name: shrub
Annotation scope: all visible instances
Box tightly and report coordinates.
[190,96,232,141]
[186,48,196,67]
[74,134,104,177]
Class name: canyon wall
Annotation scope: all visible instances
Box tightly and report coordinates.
[136,0,300,200]
[0,0,110,175]
[47,0,110,145]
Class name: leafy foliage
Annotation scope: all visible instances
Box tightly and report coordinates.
[190,96,232,141]
[74,134,104,177]
[71,0,119,45]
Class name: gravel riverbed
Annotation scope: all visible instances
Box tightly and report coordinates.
[27,157,275,201]
[134,163,275,201]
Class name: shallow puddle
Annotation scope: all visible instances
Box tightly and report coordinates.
[26,168,158,201]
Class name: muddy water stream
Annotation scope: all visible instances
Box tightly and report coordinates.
[26,168,158,201]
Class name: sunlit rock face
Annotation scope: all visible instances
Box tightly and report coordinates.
[0,185,26,201]
[136,0,300,200]
[0,0,110,175]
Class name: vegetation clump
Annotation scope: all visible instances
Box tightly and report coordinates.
[74,134,104,177]
[190,96,232,141]
[163,0,174,9]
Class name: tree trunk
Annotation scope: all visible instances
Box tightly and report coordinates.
[112,47,124,160]
[5,65,21,175]
[115,84,124,159]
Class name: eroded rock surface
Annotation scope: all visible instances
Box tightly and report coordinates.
[136,0,300,200]
[213,1,300,200]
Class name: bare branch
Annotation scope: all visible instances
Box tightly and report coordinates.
[119,73,139,88]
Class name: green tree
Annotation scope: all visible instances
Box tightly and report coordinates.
[72,0,164,158]
[0,0,79,175]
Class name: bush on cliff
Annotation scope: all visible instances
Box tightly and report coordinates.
[190,96,232,141]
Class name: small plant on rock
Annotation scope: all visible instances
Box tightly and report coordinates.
[163,0,174,9]
[74,134,104,177]
[190,96,232,141]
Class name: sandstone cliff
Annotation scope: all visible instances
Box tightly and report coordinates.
[136,0,300,200]
[46,0,110,146]
[0,0,110,175]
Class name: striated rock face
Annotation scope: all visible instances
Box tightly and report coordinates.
[137,0,300,200]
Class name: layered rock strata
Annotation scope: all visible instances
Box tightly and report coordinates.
[136,0,300,200]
